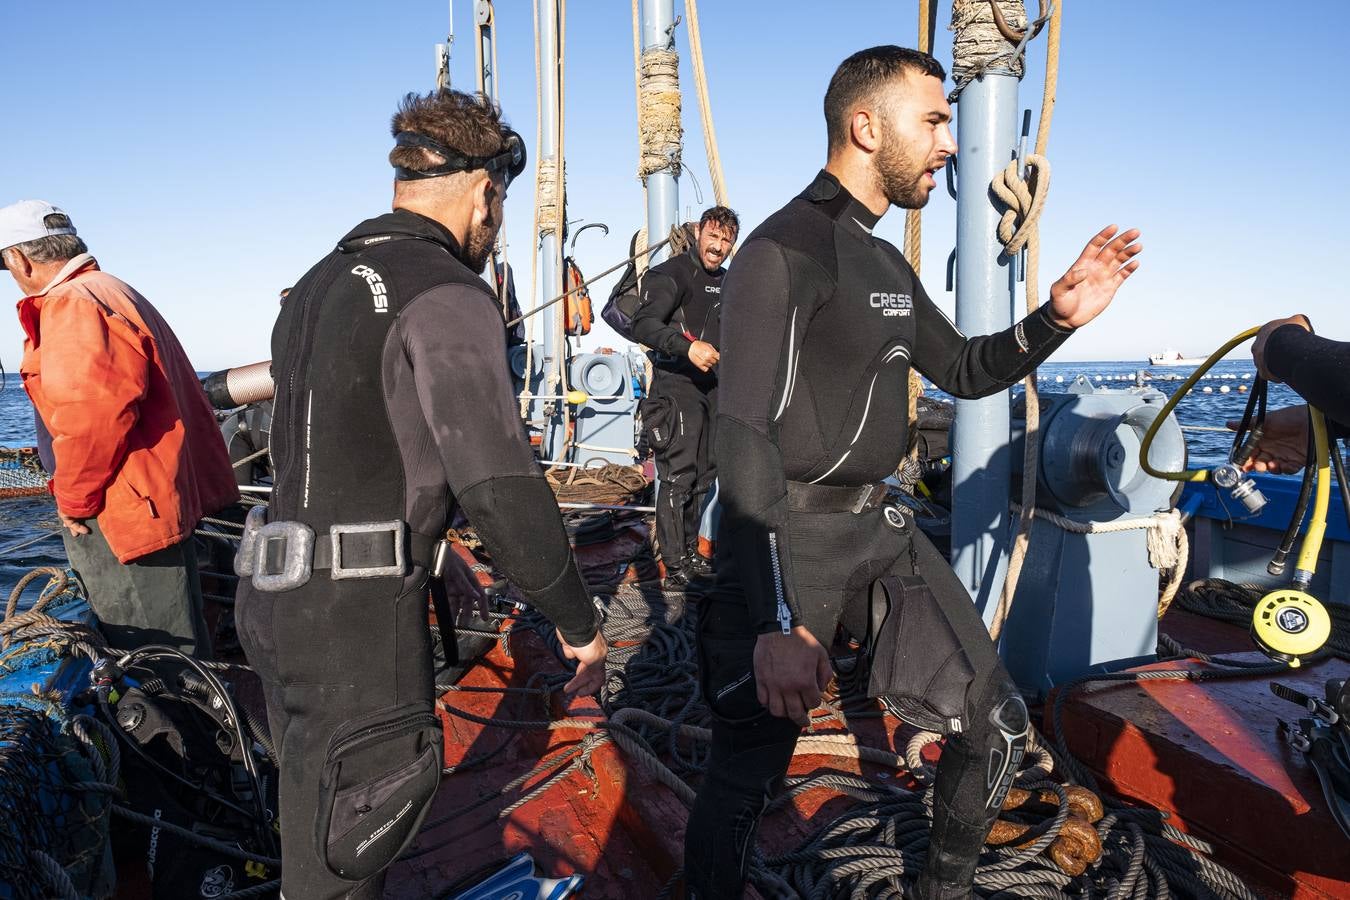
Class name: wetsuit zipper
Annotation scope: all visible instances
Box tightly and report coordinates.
[275,253,344,518]
[328,711,439,760]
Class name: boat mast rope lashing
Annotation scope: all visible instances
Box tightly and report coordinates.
[949,0,1033,101]
[636,47,682,181]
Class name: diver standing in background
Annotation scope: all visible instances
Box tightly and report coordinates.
[234,89,607,900]
[683,47,1141,898]
[632,206,739,585]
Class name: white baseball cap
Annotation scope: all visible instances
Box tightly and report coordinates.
[0,200,77,268]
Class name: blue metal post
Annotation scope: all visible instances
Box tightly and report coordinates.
[537,0,565,460]
[639,0,679,264]
[950,75,1020,619]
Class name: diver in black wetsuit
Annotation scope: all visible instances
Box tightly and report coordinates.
[632,207,739,584]
[234,90,608,900]
[683,47,1142,899]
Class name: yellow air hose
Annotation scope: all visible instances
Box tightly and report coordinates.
[1137,326,1332,665]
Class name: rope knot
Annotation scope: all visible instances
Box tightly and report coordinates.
[992,153,1051,255]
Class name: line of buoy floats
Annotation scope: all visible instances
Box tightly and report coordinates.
[921,371,1254,394]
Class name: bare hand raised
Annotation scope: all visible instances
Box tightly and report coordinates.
[753,627,833,727]
[1047,225,1142,329]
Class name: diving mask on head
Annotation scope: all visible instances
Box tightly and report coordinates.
[392,129,527,189]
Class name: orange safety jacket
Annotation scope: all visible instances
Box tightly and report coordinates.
[18,255,239,562]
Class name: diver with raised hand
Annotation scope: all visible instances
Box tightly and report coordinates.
[683,46,1141,898]
[234,89,607,900]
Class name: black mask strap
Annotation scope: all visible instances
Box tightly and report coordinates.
[392,130,526,188]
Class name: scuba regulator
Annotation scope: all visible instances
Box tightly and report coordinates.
[1139,326,1335,667]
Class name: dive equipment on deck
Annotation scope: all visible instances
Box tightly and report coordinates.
[1273,678,1350,840]
[1139,327,1335,666]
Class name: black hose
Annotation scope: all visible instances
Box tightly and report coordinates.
[1231,376,1264,454]
[1332,440,1350,537]
[119,645,277,856]
[1270,406,1317,577]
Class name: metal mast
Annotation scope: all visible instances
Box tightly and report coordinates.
[639,0,680,264]
[949,1,1025,618]
[536,0,566,460]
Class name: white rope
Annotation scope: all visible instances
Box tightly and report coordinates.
[571,441,639,457]
[1009,505,1190,617]
[684,0,726,207]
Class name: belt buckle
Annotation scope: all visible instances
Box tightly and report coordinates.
[251,520,315,592]
[851,483,883,515]
[329,520,407,580]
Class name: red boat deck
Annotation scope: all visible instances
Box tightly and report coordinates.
[1054,610,1350,899]
[388,601,936,898]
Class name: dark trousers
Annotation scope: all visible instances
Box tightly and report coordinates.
[236,574,441,900]
[62,518,210,656]
[684,503,1027,897]
[651,370,717,569]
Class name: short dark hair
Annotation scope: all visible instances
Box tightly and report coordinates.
[389,89,510,176]
[699,206,739,237]
[824,46,946,153]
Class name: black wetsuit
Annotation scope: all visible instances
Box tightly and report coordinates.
[684,172,1074,898]
[1265,326,1350,435]
[632,249,724,572]
[235,210,598,900]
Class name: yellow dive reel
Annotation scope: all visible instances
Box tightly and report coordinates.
[1139,327,1333,667]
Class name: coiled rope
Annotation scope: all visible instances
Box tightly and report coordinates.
[433,575,1257,898]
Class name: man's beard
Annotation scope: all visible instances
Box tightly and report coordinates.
[874,137,929,210]
[464,219,499,274]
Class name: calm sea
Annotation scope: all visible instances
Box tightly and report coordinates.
[0,359,1304,598]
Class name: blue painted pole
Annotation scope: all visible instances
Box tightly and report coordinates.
[537,0,565,460]
[950,74,1020,619]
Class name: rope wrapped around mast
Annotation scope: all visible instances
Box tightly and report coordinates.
[951,0,1028,91]
[535,156,564,238]
[636,48,682,181]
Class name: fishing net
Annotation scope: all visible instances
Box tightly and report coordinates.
[0,585,114,899]
[0,448,47,500]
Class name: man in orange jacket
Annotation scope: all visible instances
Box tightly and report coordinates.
[2,200,239,654]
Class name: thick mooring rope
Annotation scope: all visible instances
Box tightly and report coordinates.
[684,0,727,207]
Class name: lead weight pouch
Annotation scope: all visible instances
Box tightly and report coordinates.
[314,702,442,881]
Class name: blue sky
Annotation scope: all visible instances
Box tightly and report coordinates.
[4,1,1347,370]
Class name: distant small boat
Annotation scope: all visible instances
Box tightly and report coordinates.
[1148,348,1208,366]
